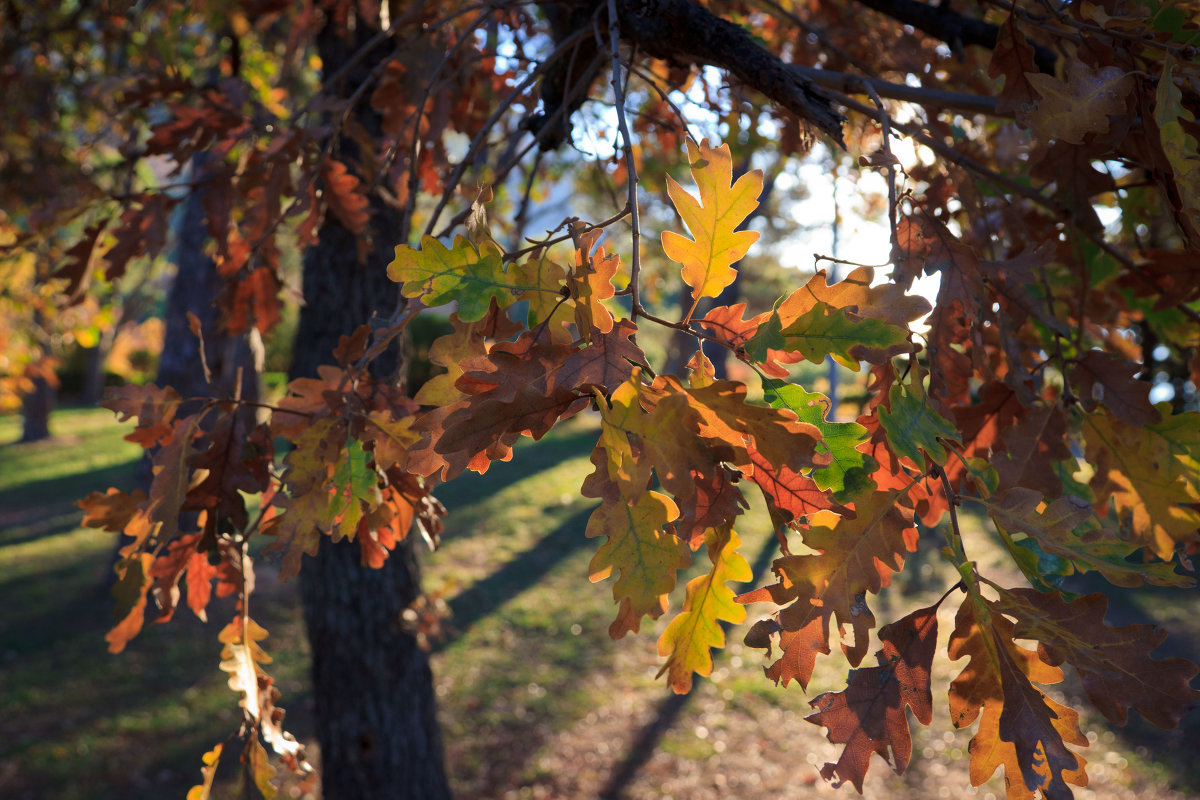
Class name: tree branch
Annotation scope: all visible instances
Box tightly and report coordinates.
[791,65,1000,116]
[614,0,845,145]
[852,0,1057,74]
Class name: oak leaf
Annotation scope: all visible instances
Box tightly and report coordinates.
[657,525,752,693]
[806,603,939,791]
[1025,61,1131,145]
[744,301,910,371]
[1071,350,1162,427]
[185,744,223,800]
[737,490,918,688]
[661,138,763,311]
[389,235,523,322]
[762,378,869,496]
[586,490,690,638]
[878,374,960,467]
[319,158,369,235]
[996,588,1200,729]
[1153,59,1200,246]
[1083,410,1200,559]
[948,595,1088,800]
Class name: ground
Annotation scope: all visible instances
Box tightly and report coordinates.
[1,407,1197,800]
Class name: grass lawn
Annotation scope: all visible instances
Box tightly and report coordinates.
[1,408,1197,799]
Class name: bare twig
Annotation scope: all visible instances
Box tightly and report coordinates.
[607,0,643,320]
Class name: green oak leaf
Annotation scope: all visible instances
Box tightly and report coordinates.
[878,380,959,466]
[388,234,532,322]
[762,377,868,495]
[745,301,908,370]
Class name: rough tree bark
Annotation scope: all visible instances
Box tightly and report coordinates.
[288,15,450,800]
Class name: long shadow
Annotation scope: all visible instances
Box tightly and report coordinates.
[0,458,139,515]
[433,428,598,511]
[598,530,781,800]
[436,505,595,647]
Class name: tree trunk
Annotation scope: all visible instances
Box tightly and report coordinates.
[19,374,53,442]
[289,15,450,800]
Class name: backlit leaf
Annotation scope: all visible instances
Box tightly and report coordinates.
[661,138,763,311]
[587,490,690,638]
[657,525,752,693]
[388,235,526,322]
[806,603,938,791]
[878,374,960,467]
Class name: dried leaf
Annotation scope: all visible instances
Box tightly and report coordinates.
[806,604,939,791]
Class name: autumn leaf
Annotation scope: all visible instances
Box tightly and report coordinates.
[996,588,1200,730]
[319,158,369,235]
[657,525,752,693]
[388,235,525,322]
[989,13,1040,117]
[1025,61,1131,145]
[774,266,931,330]
[587,490,690,639]
[806,603,939,792]
[978,488,1190,589]
[878,373,960,467]
[185,744,223,800]
[569,225,619,335]
[328,435,382,537]
[661,138,763,314]
[106,553,153,653]
[762,378,869,496]
[1070,350,1161,427]
[744,301,910,370]
[1154,58,1200,246]
[101,382,182,447]
[1083,410,1200,560]
[737,490,918,688]
[948,595,1088,800]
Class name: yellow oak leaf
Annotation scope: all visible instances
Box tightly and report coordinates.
[587,489,689,639]
[657,525,751,693]
[661,138,763,315]
[1083,410,1200,560]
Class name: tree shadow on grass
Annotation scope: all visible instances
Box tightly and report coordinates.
[598,528,782,800]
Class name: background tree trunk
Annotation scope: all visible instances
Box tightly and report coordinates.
[289,15,450,800]
[19,375,54,442]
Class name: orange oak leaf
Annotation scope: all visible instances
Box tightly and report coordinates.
[661,138,763,313]
[948,595,1088,800]
[319,158,369,235]
[78,487,147,532]
[774,266,931,331]
[101,382,182,447]
[106,552,154,653]
[806,603,939,792]
[185,743,223,800]
[586,489,690,639]
[657,525,752,693]
[569,225,619,335]
[998,587,1200,729]
[737,490,917,688]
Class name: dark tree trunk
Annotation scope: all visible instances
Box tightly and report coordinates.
[19,375,53,442]
[157,152,261,408]
[289,15,450,800]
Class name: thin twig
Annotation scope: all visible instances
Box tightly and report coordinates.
[862,80,899,251]
[423,26,592,238]
[606,0,642,320]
